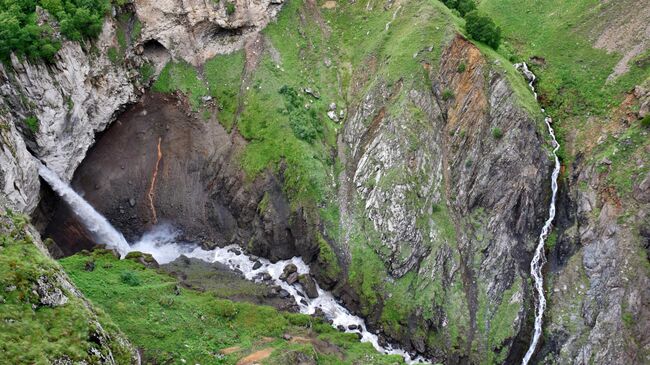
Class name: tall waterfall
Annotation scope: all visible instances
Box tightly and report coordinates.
[38,165,130,257]
[514,62,561,365]
[38,165,426,364]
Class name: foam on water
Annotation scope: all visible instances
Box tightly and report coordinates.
[38,166,427,363]
[38,165,130,257]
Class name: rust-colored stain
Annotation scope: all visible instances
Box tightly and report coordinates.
[439,36,488,132]
[148,136,163,224]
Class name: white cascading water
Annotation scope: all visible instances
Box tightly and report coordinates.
[514,62,561,365]
[38,165,131,257]
[38,167,426,364]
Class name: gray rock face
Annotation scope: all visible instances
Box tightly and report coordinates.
[36,275,69,307]
[135,0,284,65]
[1,19,138,183]
[540,159,650,364]
[339,36,551,361]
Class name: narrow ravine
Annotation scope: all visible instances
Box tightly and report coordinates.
[514,62,561,365]
[38,165,427,364]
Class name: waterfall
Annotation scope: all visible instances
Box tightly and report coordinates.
[38,165,427,364]
[514,62,561,365]
[38,165,130,257]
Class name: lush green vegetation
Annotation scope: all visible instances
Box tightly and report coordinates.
[464,10,501,50]
[479,0,650,191]
[439,0,500,50]
[60,250,404,364]
[441,0,475,16]
[0,0,110,61]
[479,0,649,120]
[152,61,208,108]
[0,211,133,364]
[491,126,503,139]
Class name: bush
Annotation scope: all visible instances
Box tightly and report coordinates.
[442,88,454,101]
[464,11,501,50]
[120,271,141,286]
[442,0,476,16]
[491,127,503,139]
[0,0,110,62]
[225,2,235,15]
[641,115,650,128]
[24,116,39,133]
[279,85,323,143]
[457,61,466,73]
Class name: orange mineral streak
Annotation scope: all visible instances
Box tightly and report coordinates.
[148,137,163,224]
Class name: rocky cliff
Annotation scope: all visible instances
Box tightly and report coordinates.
[336,35,551,363]
[1,0,648,364]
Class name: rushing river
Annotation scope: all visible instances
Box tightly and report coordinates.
[39,164,427,364]
[514,62,561,365]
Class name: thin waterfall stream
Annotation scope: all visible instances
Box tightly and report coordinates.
[514,62,561,365]
[38,165,427,364]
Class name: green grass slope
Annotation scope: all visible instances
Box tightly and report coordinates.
[0,211,135,364]
[60,250,404,364]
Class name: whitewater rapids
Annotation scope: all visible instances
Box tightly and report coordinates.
[38,165,428,364]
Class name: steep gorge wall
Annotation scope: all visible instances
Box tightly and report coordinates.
[336,35,551,363]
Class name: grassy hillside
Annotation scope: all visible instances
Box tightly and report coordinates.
[60,250,403,364]
[479,0,650,168]
[0,211,135,364]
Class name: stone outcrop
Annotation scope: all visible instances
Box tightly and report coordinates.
[0,19,138,184]
[134,0,284,65]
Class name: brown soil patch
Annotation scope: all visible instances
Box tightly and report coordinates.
[236,348,274,365]
[220,346,241,355]
[322,1,336,9]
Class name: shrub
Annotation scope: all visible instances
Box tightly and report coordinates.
[225,2,235,15]
[442,88,454,101]
[120,271,141,286]
[491,127,503,139]
[464,11,501,50]
[279,85,323,143]
[641,114,650,128]
[457,61,466,73]
[442,0,476,16]
[0,0,110,62]
[24,116,39,133]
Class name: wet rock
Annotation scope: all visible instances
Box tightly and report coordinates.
[285,272,299,285]
[252,261,263,270]
[347,324,358,330]
[300,298,308,305]
[313,307,327,320]
[228,248,242,255]
[278,289,290,299]
[280,263,298,280]
[255,272,272,282]
[337,325,345,331]
[298,274,319,298]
